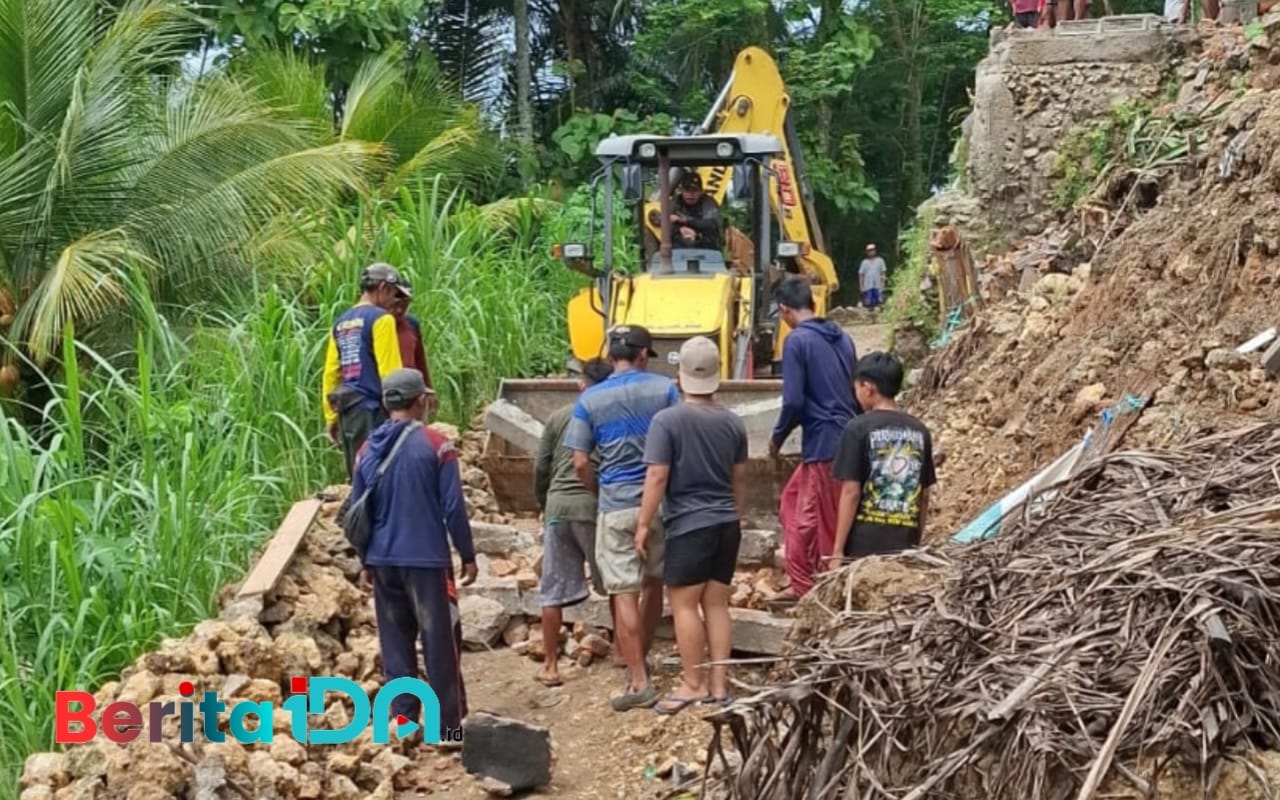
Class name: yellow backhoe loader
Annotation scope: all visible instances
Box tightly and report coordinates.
[481,47,841,515]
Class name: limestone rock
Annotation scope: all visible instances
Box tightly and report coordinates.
[20,787,55,800]
[1206,348,1251,371]
[116,671,162,706]
[502,620,529,647]
[21,753,68,790]
[273,631,323,678]
[1072,383,1108,421]
[460,595,510,650]
[324,775,361,800]
[326,752,360,777]
[369,749,411,783]
[268,737,307,767]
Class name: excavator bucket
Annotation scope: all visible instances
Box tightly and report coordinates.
[481,378,799,517]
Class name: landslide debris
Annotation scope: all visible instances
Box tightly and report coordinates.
[910,21,1280,539]
[709,424,1280,800]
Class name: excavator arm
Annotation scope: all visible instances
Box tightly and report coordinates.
[642,46,840,292]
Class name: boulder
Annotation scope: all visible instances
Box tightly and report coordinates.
[460,595,509,650]
[461,713,553,792]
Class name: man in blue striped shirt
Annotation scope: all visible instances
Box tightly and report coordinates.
[565,325,679,711]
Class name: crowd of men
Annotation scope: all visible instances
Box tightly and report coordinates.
[321,263,937,740]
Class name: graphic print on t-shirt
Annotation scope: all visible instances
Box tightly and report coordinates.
[859,426,927,528]
[334,317,366,380]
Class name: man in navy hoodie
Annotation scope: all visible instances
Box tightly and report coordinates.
[352,368,478,746]
[768,276,857,600]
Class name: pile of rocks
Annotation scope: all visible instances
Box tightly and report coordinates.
[19,491,468,800]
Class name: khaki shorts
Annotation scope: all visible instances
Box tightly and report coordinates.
[596,508,665,595]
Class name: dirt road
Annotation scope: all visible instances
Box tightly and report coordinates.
[843,319,889,355]
[395,645,742,798]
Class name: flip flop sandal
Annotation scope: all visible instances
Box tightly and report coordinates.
[533,672,564,688]
[702,695,735,707]
[655,693,711,715]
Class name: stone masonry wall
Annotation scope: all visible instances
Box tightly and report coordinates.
[963,18,1195,236]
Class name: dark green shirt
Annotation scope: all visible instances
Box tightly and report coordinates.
[534,405,597,522]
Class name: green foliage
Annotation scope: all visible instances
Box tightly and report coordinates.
[1053,100,1204,212]
[211,0,437,87]
[306,183,583,419]
[782,18,879,214]
[547,108,674,184]
[238,44,503,197]
[883,204,938,344]
[0,182,582,793]
[0,0,383,363]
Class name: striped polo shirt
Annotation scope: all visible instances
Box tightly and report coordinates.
[562,367,679,513]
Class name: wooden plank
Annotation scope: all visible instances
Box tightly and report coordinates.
[236,499,322,599]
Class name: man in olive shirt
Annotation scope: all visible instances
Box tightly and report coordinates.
[533,358,613,687]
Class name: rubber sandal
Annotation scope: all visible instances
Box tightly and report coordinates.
[702,695,735,707]
[533,672,564,688]
[610,684,658,711]
[655,693,711,715]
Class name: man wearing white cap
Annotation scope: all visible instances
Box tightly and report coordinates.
[636,336,748,714]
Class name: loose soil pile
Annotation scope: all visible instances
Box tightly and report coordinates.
[910,22,1280,540]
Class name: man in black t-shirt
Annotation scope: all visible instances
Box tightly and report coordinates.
[829,352,937,564]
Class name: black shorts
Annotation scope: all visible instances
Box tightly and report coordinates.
[844,525,920,560]
[1015,10,1038,27]
[663,521,741,587]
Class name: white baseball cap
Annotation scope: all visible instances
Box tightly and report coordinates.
[678,336,721,395]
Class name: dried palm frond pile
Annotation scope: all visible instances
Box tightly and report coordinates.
[705,423,1280,800]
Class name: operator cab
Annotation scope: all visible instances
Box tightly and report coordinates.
[648,249,727,275]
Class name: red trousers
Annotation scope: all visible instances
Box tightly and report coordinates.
[780,461,842,597]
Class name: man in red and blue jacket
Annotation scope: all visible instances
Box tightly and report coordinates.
[352,368,478,745]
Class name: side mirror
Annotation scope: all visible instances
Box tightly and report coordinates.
[732,164,752,200]
[553,243,601,278]
[622,165,643,201]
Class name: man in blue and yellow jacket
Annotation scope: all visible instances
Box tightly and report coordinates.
[323,263,409,476]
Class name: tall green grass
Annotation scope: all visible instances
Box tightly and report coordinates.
[0,183,581,795]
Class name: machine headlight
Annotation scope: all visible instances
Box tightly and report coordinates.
[716,141,734,158]
[639,143,657,158]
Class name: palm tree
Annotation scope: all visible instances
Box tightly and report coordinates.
[0,0,385,364]
[239,45,503,199]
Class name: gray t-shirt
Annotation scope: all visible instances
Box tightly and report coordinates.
[643,403,748,538]
[859,257,886,291]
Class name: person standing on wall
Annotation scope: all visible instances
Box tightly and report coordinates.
[858,244,887,311]
[564,325,679,711]
[637,337,747,714]
[769,276,857,603]
[533,357,614,688]
[323,263,409,477]
[353,368,477,748]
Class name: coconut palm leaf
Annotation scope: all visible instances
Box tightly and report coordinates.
[11,229,147,359]
[0,0,384,361]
